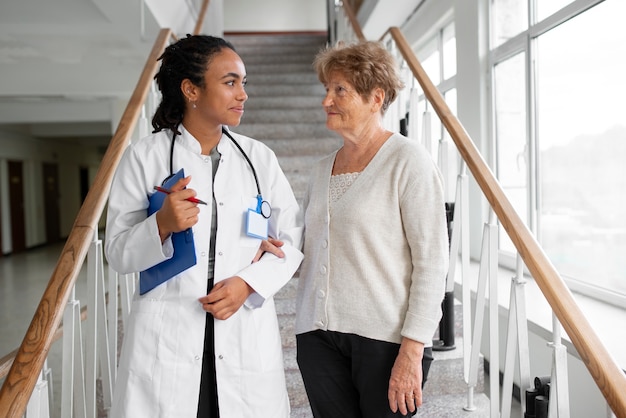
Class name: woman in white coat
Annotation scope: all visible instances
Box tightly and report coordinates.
[105,35,303,418]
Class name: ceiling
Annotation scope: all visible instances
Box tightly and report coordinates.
[0,0,195,145]
[0,0,425,146]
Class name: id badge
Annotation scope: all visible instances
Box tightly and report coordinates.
[246,208,268,239]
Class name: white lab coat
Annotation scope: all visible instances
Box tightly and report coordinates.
[105,126,304,418]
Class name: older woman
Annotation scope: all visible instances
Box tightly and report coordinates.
[295,41,448,417]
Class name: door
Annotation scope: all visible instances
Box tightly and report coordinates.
[43,163,61,244]
[8,161,26,253]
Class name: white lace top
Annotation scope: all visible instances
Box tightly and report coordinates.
[329,172,361,202]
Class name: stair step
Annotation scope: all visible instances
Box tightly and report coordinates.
[226,34,327,47]
[245,62,317,74]
[243,108,326,124]
[244,83,325,97]
[234,123,333,140]
[259,137,340,156]
[243,95,322,110]
[248,72,319,85]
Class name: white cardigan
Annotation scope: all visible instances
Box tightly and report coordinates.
[295,133,448,345]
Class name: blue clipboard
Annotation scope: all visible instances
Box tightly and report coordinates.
[139,168,197,295]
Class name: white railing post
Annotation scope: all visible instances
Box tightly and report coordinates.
[548,315,570,418]
[408,87,419,140]
[464,217,496,412]
[87,230,114,416]
[119,273,135,328]
[487,212,499,418]
[107,267,119,383]
[501,255,531,418]
[61,287,87,418]
[25,368,50,418]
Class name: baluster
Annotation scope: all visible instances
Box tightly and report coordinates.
[87,231,114,415]
[408,87,419,140]
[107,267,119,384]
[25,368,50,418]
[487,211,499,418]
[501,255,531,418]
[548,314,570,418]
[61,287,87,418]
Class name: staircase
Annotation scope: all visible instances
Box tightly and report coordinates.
[227,33,337,418]
[226,33,494,418]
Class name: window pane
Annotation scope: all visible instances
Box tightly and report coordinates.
[442,23,457,80]
[536,0,626,295]
[494,53,528,254]
[536,0,574,22]
[419,38,441,85]
[492,0,528,47]
[442,89,459,202]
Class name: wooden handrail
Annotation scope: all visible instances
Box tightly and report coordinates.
[340,0,365,42]
[0,28,173,418]
[0,306,89,381]
[335,4,626,416]
[386,26,626,418]
[193,0,211,35]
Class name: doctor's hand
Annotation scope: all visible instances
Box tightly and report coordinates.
[155,176,200,242]
[252,237,285,263]
[198,276,254,320]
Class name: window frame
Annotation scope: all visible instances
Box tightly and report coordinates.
[489,0,625,307]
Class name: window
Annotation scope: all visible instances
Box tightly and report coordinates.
[492,0,528,47]
[535,0,626,297]
[414,22,457,170]
[491,0,626,302]
[493,53,528,254]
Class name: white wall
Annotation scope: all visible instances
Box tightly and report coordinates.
[223,0,326,32]
[0,130,102,253]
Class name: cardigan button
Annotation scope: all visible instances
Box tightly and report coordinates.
[320,265,327,274]
[322,240,328,248]
[317,290,326,299]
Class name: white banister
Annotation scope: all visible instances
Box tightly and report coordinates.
[86,232,114,414]
[25,369,50,418]
[501,255,531,418]
[548,314,570,418]
[61,288,86,418]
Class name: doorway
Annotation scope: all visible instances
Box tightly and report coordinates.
[43,163,61,244]
[8,161,26,253]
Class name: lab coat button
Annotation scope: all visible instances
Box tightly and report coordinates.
[219,202,224,206]
[195,355,200,361]
[218,252,223,256]
[204,158,210,163]
[201,252,206,257]
[218,355,224,360]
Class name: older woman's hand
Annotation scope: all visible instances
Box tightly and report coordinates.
[388,338,425,415]
[252,237,285,262]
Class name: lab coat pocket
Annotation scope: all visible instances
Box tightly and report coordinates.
[245,301,283,372]
[123,298,165,381]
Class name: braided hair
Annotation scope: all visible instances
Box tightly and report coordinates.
[151,34,237,135]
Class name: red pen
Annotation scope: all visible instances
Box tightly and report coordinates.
[154,186,207,205]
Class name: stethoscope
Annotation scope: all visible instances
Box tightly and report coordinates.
[165,126,272,219]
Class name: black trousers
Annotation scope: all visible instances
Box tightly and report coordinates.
[296,330,433,418]
[197,278,219,417]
